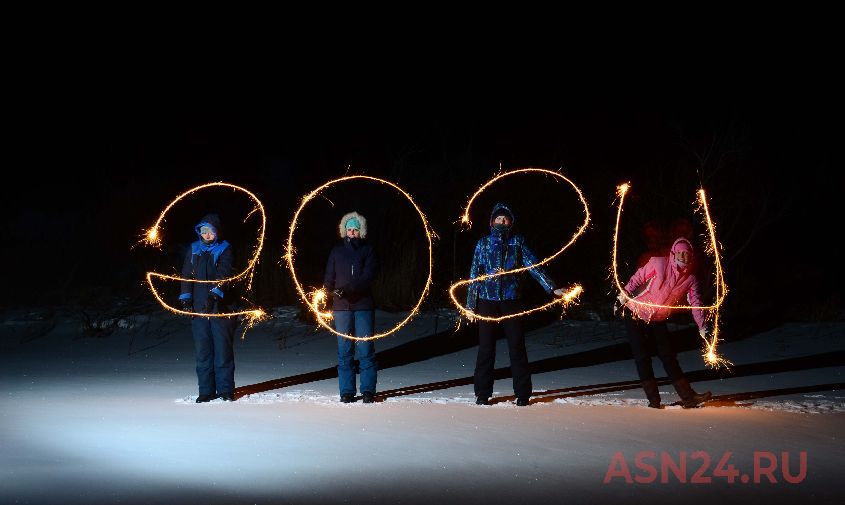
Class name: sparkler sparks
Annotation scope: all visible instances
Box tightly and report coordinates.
[285,175,434,341]
[611,184,730,368]
[141,182,267,326]
[449,168,590,322]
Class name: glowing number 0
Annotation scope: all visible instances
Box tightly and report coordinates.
[285,175,434,341]
[449,168,590,321]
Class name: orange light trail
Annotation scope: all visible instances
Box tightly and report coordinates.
[449,168,590,322]
[285,175,434,341]
[141,182,267,325]
[611,183,730,368]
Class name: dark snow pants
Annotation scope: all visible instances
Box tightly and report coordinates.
[474,299,532,400]
[192,316,236,396]
[624,315,685,382]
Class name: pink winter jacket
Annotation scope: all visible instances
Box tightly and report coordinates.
[623,238,706,329]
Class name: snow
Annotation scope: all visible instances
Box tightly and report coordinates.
[1,307,843,504]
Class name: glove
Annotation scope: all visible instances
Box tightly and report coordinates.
[180,298,192,312]
[613,294,626,316]
[203,293,222,314]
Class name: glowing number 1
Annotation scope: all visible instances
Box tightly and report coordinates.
[611,184,730,368]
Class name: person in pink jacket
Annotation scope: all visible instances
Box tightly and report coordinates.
[616,237,713,409]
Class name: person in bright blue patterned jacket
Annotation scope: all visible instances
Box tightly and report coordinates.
[466,203,566,407]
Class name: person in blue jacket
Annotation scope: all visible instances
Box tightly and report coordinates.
[178,213,237,403]
[323,211,379,403]
[466,203,566,406]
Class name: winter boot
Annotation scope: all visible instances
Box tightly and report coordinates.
[673,378,712,409]
[641,378,663,409]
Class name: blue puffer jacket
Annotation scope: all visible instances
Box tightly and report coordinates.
[179,213,233,310]
[466,203,556,311]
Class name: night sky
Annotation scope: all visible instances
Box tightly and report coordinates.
[3,78,840,323]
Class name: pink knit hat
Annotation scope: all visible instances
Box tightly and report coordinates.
[671,238,694,271]
[672,240,693,253]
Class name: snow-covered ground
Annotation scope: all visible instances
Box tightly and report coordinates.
[1,307,843,504]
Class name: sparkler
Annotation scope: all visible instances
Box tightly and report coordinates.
[611,184,730,368]
[141,182,267,325]
[285,175,434,341]
[449,168,590,322]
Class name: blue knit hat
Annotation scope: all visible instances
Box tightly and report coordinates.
[345,217,361,230]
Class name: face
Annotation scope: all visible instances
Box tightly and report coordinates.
[346,228,360,238]
[674,250,691,266]
[201,229,217,242]
[493,215,512,227]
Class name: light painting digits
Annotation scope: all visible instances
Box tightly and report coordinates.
[141,182,267,327]
[285,175,434,341]
[449,168,590,322]
[611,184,730,368]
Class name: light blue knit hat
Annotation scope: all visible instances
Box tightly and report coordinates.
[345,217,361,230]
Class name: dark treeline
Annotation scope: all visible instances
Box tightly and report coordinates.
[3,97,840,324]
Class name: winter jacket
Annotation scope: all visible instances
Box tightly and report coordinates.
[466,203,556,311]
[179,213,234,311]
[324,213,379,311]
[623,237,706,329]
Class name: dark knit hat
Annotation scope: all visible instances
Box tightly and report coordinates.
[491,207,513,222]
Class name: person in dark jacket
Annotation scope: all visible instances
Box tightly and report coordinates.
[323,211,379,403]
[466,203,566,406]
[178,213,237,403]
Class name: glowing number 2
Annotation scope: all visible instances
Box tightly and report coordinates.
[449,168,590,322]
[143,182,267,322]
